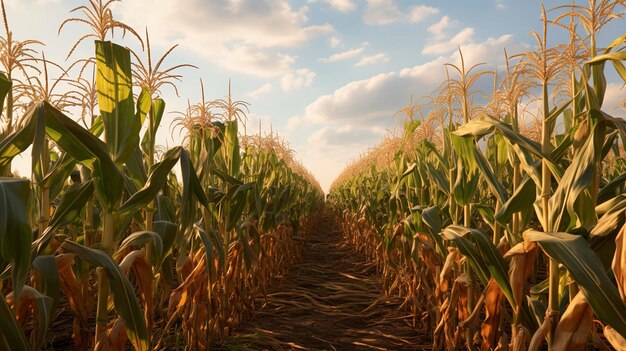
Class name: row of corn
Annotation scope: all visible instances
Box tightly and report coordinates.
[328,1,626,350]
[0,1,324,350]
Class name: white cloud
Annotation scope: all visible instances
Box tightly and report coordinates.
[298,72,407,125]
[454,34,525,65]
[320,47,365,63]
[329,36,342,48]
[355,53,389,67]
[363,0,403,25]
[409,5,440,23]
[309,125,384,146]
[604,83,626,114]
[246,83,273,99]
[303,34,524,126]
[428,16,454,39]
[291,34,527,191]
[287,115,306,130]
[364,0,438,25]
[495,0,507,10]
[118,0,333,77]
[422,27,475,55]
[2,0,23,8]
[281,68,316,91]
[326,0,356,12]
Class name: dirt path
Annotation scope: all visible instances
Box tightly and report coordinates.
[216,214,430,351]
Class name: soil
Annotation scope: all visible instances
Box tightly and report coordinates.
[215,214,430,351]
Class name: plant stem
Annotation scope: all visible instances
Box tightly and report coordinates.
[542,80,558,350]
[38,139,50,238]
[511,104,522,243]
[95,211,114,344]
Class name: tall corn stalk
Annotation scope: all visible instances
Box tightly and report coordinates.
[329,2,626,351]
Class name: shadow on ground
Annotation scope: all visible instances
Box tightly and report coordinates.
[215,214,431,351]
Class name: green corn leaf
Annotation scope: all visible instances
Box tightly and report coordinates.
[452,134,508,205]
[154,221,177,263]
[224,120,241,178]
[50,180,94,229]
[118,147,184,216]
[125,146,148,191]
[453,161,479,205]
[31,255,60,323]
[0,72,11,116]
[453,115,544,158]
[525,230,626,338]
[591,195,626,238]
[441,225,516,309]
[141,98,166,156]
[40,152,78,200]
[0,292,30,351]
[421,206,446,254]
[119,146,207,219]
[95,41,148,164]
[425,163,449,195]
[548,122,604,232]
[588,51,626,66]
[61,240,149,351]
[0,178,32,301]
[116,231,163,268]
[0,109,39,176]
[40,101,123,209]
[495,176,536,231]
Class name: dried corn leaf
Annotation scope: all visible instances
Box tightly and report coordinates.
[481,278,504,351]
[552,291,592,351]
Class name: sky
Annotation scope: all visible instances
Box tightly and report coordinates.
[4,0,626,192]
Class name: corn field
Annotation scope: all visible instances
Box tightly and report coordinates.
[2,0,626,350]
[328,0,626,350]
[0,1,324,350]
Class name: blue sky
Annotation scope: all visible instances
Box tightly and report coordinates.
[5,0,625,191]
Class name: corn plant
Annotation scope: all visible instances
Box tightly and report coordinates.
[0,2,324,350]
[328,1,626,349]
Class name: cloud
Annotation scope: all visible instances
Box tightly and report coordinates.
[363,0,403,25]
[118,0,333,77]
[409,5,440,23]
[320,47,365,63]
[355,53,389,67]
[287,115,306,130]
[329,36,342,48]
[309,125,384,146]
[495,0,507,10]
[604,83,626,114]
[247,83,273,99]
[281,68,316,91]
[364,0,438,25]
[453,34,524,65]
[298,72,408,125]
[428,16,455,39]
[290,34,527,190]
[3,0,24,8]
[422,27,475,55]
[326,0,357,12]
[300,34,525,126]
